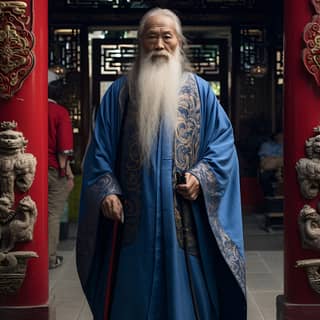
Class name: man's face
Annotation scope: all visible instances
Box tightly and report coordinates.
[141,14,180,61]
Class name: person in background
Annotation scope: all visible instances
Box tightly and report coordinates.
[258,131,283,196]
[48,70,74,269]
[76,8,246,320]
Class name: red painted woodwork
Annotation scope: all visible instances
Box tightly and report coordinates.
[312,0,320,13]
[0,0,48,309]
[283,0,320,314]
[0,306,51,320]
[240,177,264,213]
[283,303,320,320]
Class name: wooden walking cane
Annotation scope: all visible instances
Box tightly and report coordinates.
[103,221,121,320]
[176,172,201,320]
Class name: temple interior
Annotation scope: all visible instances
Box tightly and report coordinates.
[48,1,285,319]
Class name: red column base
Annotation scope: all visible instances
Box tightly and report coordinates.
[0,303,54,320]
[277,295,320,320]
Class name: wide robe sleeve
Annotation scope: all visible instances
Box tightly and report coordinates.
[189,75,246,296]
[76,76,127,310]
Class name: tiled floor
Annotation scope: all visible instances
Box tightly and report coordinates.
[50,214,284,320]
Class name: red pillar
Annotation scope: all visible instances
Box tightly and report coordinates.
[0,0,50,319]
[279,0,320,318]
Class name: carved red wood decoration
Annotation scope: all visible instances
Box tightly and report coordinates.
[303,16,320,86]
[312,0,320,13]
[302,1,320,86]
[0,1,35,99]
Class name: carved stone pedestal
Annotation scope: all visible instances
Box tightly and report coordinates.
[277,295,320,320]
[0,287,55,320]
[0,305,51,320]
[0,252,38,295]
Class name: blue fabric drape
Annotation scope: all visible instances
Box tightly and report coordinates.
[76,74,246,320]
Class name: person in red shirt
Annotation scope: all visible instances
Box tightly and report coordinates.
[48,71,74,269]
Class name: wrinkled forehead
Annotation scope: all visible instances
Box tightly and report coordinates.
[142,14,178,35]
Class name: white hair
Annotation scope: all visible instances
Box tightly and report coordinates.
[138,8,187,48]
[127,8,191,163]
[135,8,190,72]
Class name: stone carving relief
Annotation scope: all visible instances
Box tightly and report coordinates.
[296,259,320,294]
[0,121,38,295]
[296,0,320,297]
[296,126,320,295]
[298,204,320,250]
[296,126,320,199]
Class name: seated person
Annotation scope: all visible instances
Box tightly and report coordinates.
[258,131,283,197]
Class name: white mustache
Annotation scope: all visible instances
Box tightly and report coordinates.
[150,51,170,59]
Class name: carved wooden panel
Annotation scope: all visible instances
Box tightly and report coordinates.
[238,26,268,120]
[99,42,137,76]
[302,0,320,86]
[49,28,81,72]
[97,41,222,77]
[48,28,81,150]
[188,43,220,75]
[0,1,35,99]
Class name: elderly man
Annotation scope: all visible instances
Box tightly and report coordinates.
[77,8,246,320]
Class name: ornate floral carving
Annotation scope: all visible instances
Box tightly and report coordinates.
[303,13,320,86]
[296,259,320,294]
[312,0,320,14]
[0,1,35,99]
[0,121,38,295]
[298,204,320,249]
[296,126,320,199]
[302,0,320,86]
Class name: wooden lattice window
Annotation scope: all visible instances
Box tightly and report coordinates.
[240,27,267,82]
[99,41,137,76]
[49,28,81,134]
[276,49,284,86]
[187,43,220,76]
[92,37,227,109]
[49,28,81,72]
[95,40,222,78]
[96,42,222,78]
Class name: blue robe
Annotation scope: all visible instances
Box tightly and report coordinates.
[76,73,246,320]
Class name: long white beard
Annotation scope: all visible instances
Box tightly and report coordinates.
[137,49,182,162]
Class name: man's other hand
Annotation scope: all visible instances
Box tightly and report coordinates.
[176,172,200,201]
[101,194,124,223]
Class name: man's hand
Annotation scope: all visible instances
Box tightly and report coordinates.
[101,194,124,223]
[176,172,200,201]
